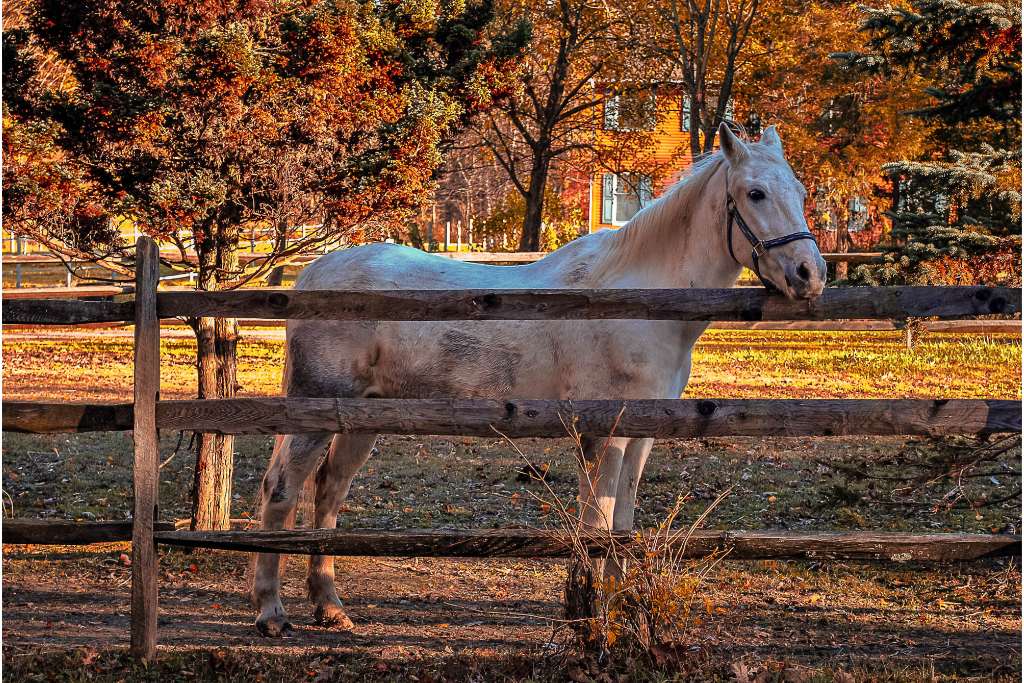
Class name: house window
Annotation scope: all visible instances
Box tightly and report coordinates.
[680,94,732,132]
[601,173,653,225]
[603,90,656,131]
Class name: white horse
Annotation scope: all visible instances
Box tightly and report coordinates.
[251,123,825,636]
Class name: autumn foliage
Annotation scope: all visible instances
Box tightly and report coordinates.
[2,0,524,530]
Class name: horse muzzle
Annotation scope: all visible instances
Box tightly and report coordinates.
[782,255,827,300]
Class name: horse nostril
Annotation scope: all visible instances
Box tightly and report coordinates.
[797,262,812,282]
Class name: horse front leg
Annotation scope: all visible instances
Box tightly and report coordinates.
[566,435,628,622]
[612,437,654,531]
[306,433,376,629]
[577,435,628,532]
[252,433,331,637]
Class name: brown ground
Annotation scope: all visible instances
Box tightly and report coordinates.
[2,328,1021,681]
[3,546,1019,681]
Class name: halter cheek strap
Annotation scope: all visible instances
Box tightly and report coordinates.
[726,192,818,292]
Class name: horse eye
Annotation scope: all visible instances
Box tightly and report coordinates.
[748,189,766,202]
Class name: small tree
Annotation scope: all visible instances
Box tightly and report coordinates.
[3,0,521,528]
[476,0,629,251]
[836,0,1021,286]
[620,0,762,155]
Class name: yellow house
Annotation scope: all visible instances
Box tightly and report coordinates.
[586,86,731,233]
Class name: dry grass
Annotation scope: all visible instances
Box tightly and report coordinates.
[690,330,1021,399]
[2,327,1020,402]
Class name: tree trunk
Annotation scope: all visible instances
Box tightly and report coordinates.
[688,87,703,157]
[266,266,285,286]
[519,156,550,252]
[835,211,853,281]
[190,236,240,531]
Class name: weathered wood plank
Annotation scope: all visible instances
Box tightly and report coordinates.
[3,520,175,545]
[3,401,134,433]
[154,528,1021,562]
[6,286,1017,324]
[2,298,135,324]
[152,398,1020,437]
[5,398,1019,437]
[130,236,160,663]
[157,286,1020,322]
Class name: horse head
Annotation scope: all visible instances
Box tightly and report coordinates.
[718,123,826,300]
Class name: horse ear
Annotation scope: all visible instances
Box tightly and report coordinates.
[761,125,783,153]
[718,122,749,166]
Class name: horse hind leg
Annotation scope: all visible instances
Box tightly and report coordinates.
[306,433,377,629]
[252,432,332,637]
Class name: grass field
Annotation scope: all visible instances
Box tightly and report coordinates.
[3,327,1020,401]
[2,327,1020,681]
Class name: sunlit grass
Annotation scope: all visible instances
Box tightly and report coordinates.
[689,330,1021,399]
[2,327,1019,401]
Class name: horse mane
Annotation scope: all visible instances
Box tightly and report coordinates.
[590,152,727,282]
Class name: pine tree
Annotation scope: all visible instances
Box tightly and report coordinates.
[837,0,1021,285]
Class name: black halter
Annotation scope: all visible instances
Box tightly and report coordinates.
[726,192,818,292]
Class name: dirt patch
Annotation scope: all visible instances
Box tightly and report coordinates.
[3,547,1019,680]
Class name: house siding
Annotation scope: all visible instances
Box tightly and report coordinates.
[588,88,694,233]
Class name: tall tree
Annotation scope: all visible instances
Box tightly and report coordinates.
[836,0,1021,285]
[3,0,521,529]
[622,0,761,155]
[477,0,626,251]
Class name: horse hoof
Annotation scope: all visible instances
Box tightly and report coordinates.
[256,615,295,638]
[314,604,355,630]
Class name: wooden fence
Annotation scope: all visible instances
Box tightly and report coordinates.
[2,236,1021,662]
[7,284,1019,333]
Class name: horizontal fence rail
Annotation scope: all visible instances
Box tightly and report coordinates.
[3,286,1020,325]
[3,298,134,325]
[5,398,1020,437]
[153,528,1021,562]
[157,286,1020,322]
[3,519,175,545]
[5,401,135,433]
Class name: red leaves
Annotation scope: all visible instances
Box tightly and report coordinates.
[9,0,520,264]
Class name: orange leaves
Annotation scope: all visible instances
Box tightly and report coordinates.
[9,0,521,275]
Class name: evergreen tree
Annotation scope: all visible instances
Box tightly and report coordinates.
[837,0,1021,285]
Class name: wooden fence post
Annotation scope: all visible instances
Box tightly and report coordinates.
[130,236,160,661]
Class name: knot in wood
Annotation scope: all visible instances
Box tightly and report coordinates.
[696,400,717,417]
[740,306,763,321]
[474,293,501,309]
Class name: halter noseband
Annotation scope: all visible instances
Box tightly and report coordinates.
[725,189,818,292]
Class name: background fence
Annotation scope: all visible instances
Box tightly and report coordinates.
[2,236,1020,662]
